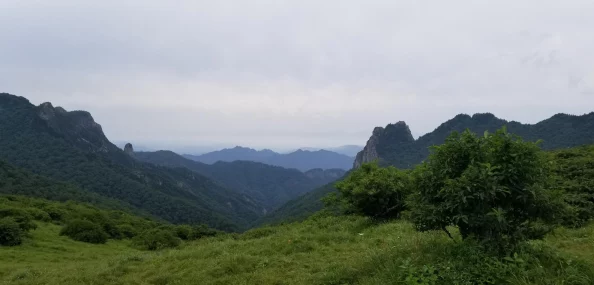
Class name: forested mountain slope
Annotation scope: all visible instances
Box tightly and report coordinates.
[0,93,263,231]
[355,112,594,169]
[135,150,345,211]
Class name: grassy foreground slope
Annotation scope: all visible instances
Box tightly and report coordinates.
[2,215,593,285]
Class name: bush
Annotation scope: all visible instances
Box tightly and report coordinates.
[333,162,411,220]
[549,145,594,227]
[188,224,219,240]
[25,208,51,222]
[175,225,192,240]
[116,224,138,239]
[132,228,181,250]
[0,217,23,246]
[60,219,109,244]
[0,208,37,231]
[409,128,564,253]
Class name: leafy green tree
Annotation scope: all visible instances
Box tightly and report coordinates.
[333,162,411,220]
[0,217,23,246]
[132,228,181,250]
[0,208,36,231]
[60,219,109,244]
[409,128,564,252]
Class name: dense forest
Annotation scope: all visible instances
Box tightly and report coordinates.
[356,112,594,169]
[267,113,594,225]
[134,150,344,211]
[0,93,263,231]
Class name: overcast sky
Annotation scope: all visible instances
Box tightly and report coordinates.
[1,0,593,152]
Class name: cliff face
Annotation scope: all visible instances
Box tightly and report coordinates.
[35,102,116,153]
[353,121,414,168]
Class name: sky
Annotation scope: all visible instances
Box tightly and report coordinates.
[1,0,594,153]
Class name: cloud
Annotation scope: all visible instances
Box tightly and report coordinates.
[1,0,593,151]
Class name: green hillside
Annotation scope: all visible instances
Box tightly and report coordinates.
[2,214,593,284]
[0,93,262,231]
[134,151,343,211]
[273,113,594,225]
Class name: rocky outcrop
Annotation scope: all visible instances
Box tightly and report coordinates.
[353,121,414,169]
[35,102,113,153]
[124,143,134,156]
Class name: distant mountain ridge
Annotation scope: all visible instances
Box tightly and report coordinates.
[264,111,594,225]
[355,112,594,169]
[185,146,354,171]
[134,150,345,212]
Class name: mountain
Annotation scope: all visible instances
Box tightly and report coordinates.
[0,93,263,231]
[184,146,277,164]
[267,112,594,225]
[134,150,345,212]
[294,145,363,157]
[354,112,594,169]
[185,147,354,171]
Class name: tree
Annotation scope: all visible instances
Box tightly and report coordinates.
[132,228,181,250]
[333,162,411,220]
[0,217,23,246]
[60,219,109,244]
[409,128,564,252]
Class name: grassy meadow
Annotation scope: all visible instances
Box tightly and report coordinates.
[1,215,593,285]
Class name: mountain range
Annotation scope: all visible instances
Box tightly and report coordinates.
[261,112,594,225]
[0,93,345,231]
[133,149,344,213]
[184,146,354,171]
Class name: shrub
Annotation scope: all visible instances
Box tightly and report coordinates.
[60,219,109,244]
[0,208,37,231]
[188,224,219,240]
[116,224,138,239]
[132,228,181,250]
[25,208,51,222]
[333,162,411,220]
[0,217,23,246]
[549,145,594,227]
[409,128,564,252]
[175,225,192,240]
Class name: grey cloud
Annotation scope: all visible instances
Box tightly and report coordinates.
[1,0,594,150]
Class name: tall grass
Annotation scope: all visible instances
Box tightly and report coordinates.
[1,216,593,284]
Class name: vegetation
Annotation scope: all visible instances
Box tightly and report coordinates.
[373,112,594,169]
[134,151,343,211]
[0,217,24,246]
[60,219,109,244]
[332,163,411,219]
[410,129,565,252]
[0,93,263,231]
[132,228,181,250]
[549,144,594,227]
[1,215,593,284]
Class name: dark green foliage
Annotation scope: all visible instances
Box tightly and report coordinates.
[188,224,220,240]
[409,128,564,252]
[0,217,23,246]
[132,228,181,250]
[135,151,342,211]
[256,182,341,226]
[333,162,411,219]
[175,225,192,240]
[549,145,594,227]
[0,93,263,231]
[116,224,138,239]
[0,208,37,231]
[60,219,109,244]
[370,112,594,169]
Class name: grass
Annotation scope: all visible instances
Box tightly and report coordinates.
[1,216,594,285]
